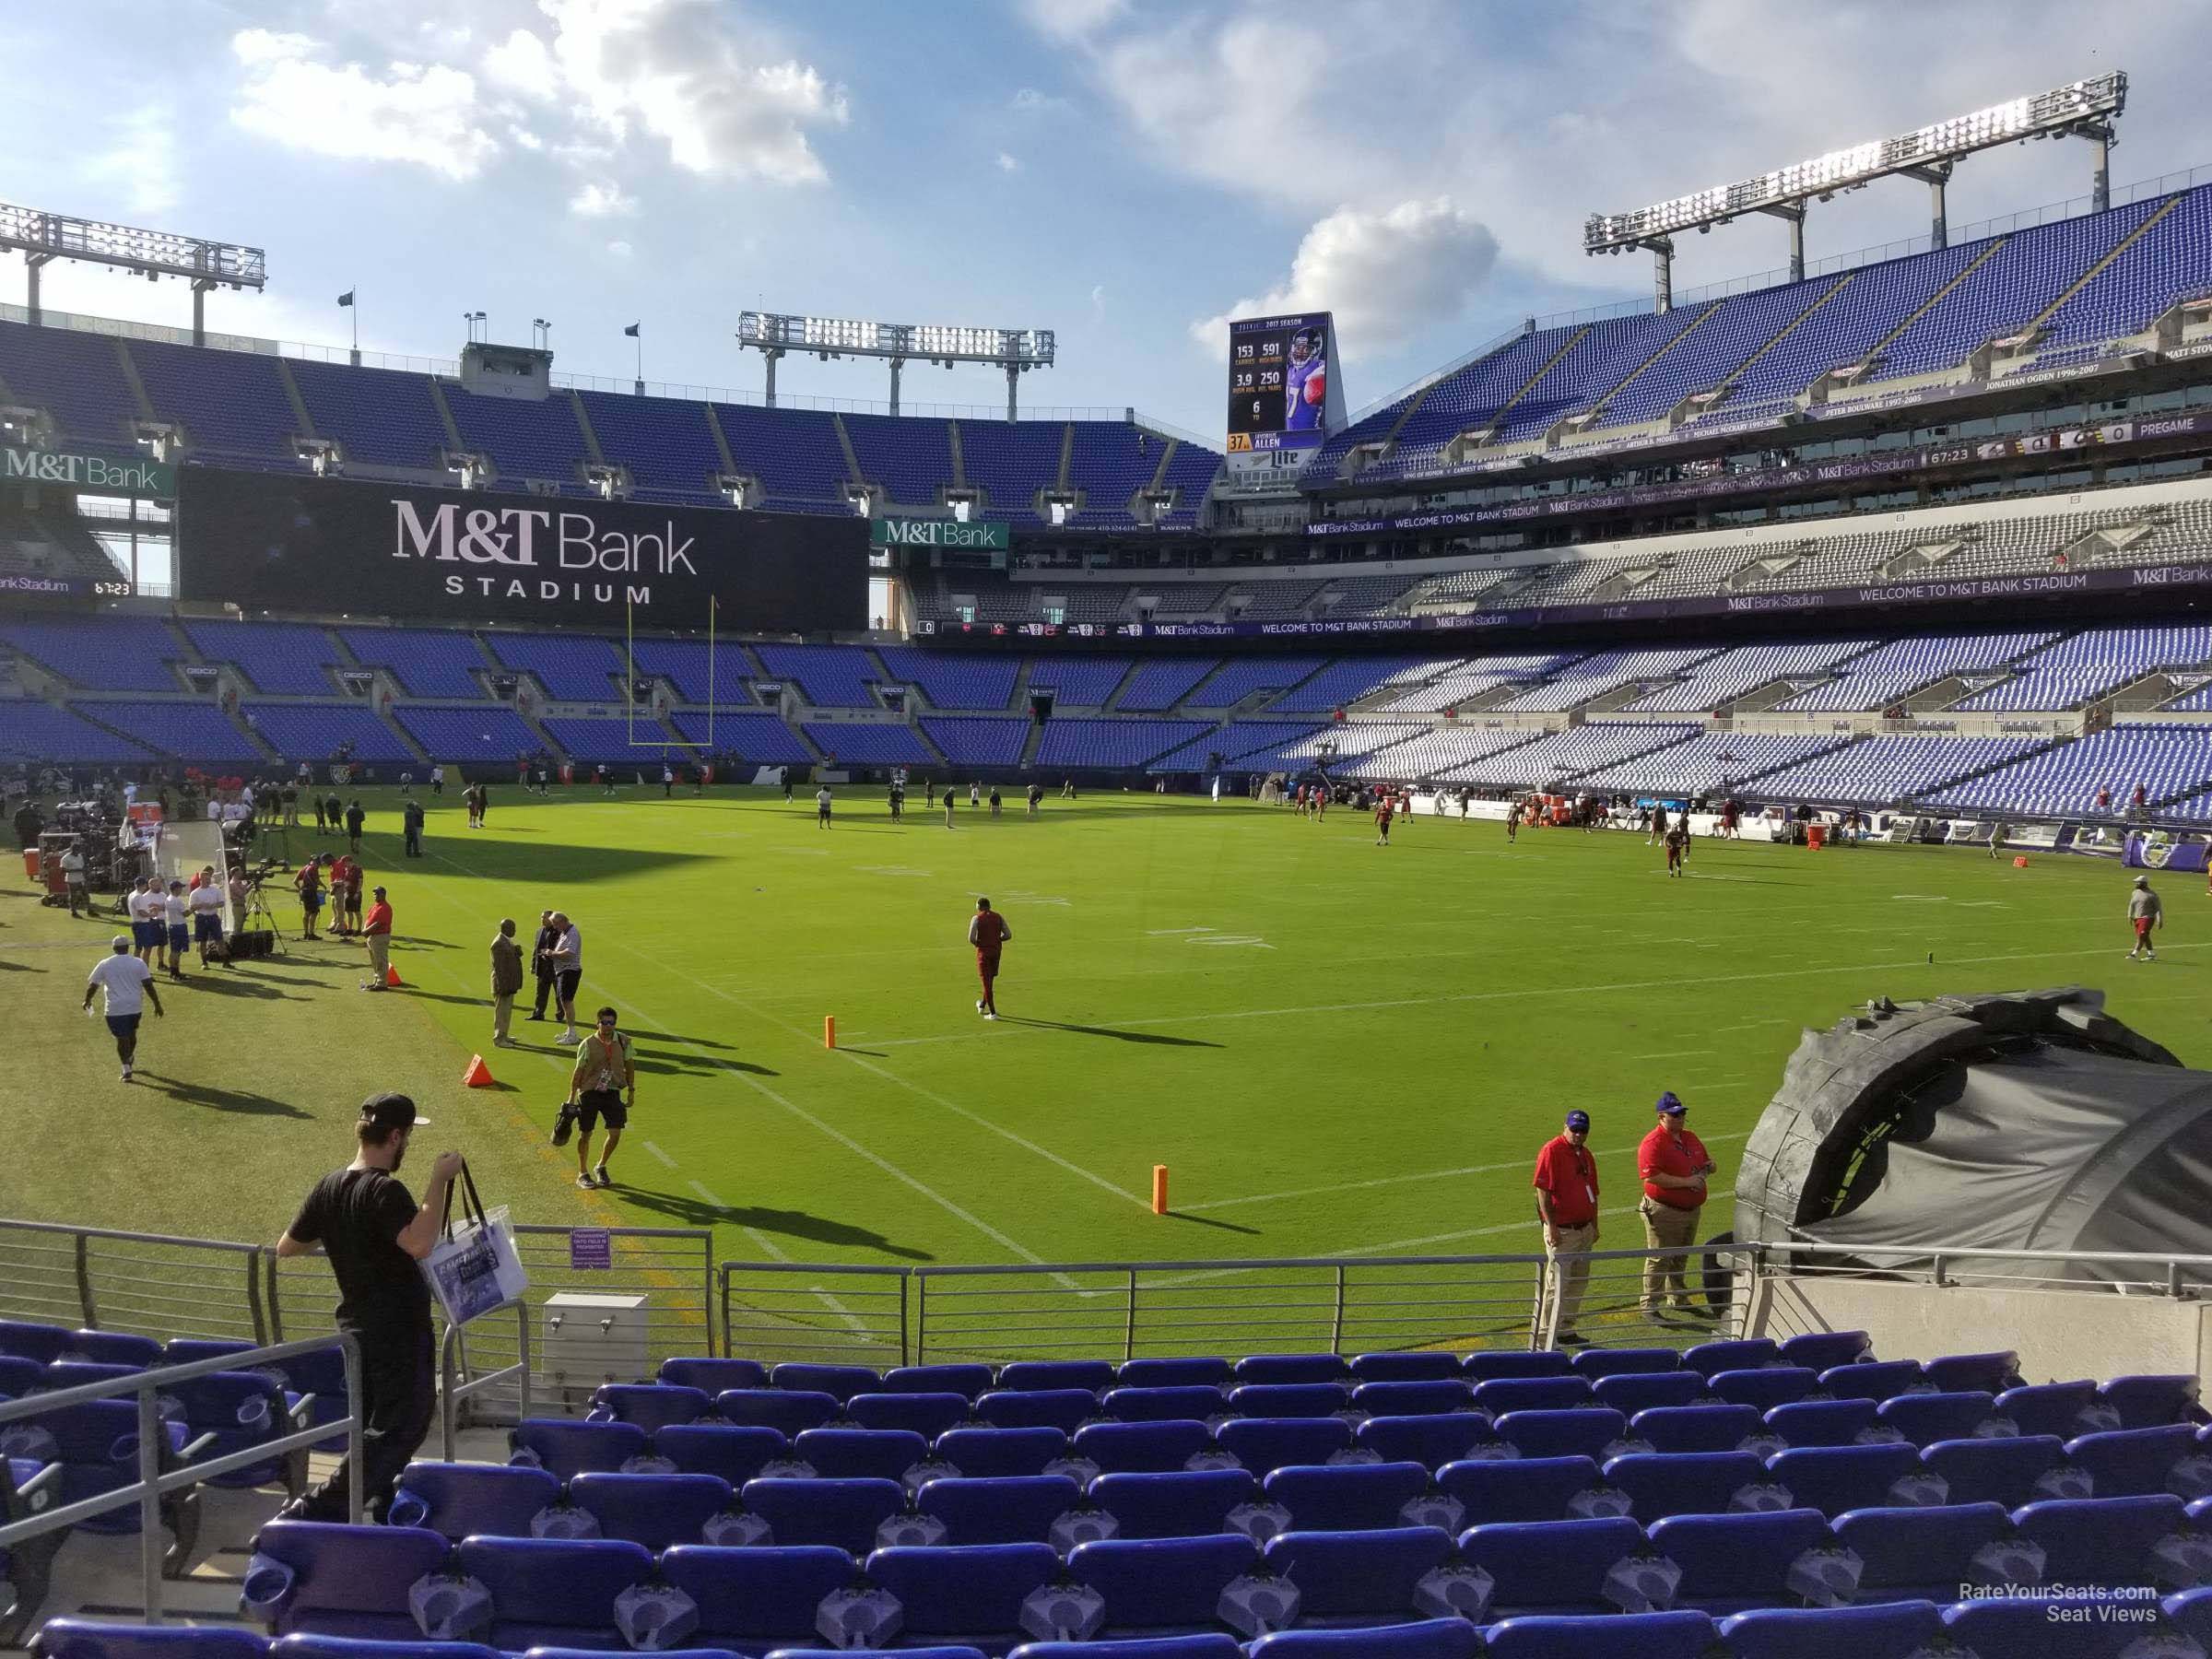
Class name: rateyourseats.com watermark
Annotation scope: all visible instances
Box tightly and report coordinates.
[1959,1583,2163,1622]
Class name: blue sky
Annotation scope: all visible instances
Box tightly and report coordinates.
[7,1,2207,438]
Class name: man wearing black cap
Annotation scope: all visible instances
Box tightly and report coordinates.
[1530,1110,1599,1345]
[1639,1091,1717,1320]
[274,1094,461,1520]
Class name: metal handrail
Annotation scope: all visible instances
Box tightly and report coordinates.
[439,1300,532,1460]
[0,1333,363,1624]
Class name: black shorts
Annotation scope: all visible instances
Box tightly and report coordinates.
[577,1088,627,1134]
[557,969,582,1004]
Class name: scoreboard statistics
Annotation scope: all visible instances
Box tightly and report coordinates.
[1226,312,1335,456]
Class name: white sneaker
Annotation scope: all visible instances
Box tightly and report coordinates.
[557,1029,581,1044]
[120,1066,132,1081]
[977,999,986,1014]
[575,1172,595,1189]
[982,1011,997,1020]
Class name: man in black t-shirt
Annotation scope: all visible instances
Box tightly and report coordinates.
[275,1093,461,1520]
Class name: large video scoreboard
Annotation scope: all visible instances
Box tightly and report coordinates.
[1224,312,1341,477]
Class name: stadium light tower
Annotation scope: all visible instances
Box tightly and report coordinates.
[736,311,1055,418]
[0,201,265,345]
[1584,73,2126,312]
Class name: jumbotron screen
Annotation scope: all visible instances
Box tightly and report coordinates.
[1225,312,1333,455]
[177,470,867,632]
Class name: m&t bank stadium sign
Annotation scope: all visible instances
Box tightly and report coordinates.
[869,516,1010,551]
[2,444,174,497]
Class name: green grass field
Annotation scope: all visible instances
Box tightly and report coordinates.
[5,785,2207,1278]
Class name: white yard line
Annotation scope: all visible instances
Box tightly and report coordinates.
[642,1140,679,1169]
[740,1225,865,1334]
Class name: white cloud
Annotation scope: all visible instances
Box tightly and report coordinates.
[229,28,499,181]
[1020,0,1130,41]
[82,106,181,218]
[1090,283,1108,316]
[1192,197,1498,357]
[606,239,634,258]
[483,28,559,98]
[511,127,545,151]
[569,180,637,218]
[995,151,1021,173]
[1011,87,1067,113]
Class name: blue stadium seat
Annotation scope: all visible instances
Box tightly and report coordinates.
[1438,1455,1605,1524]
[2065,1425,2200,1496]
[2165,1585,2212,1646]
[1215,1417,1354,1474]
[1353,1415,1498,1469]
[847,1392,972,1439]
[1347,1382,1471,1418]
[1764,1443,1927,1515]
[1482,1611,1719,1659]
[934,1427,1068,1478]
[1630,1405,1763,1454]
[1228,1384,1350,1419]
[660,1545,856,1653]
[511,1419,650,1478]
[917,1474,1082,1545]
[1247,1621,1480,1659]
[999,1361,1115,1394]
[865,1543,1062,1650]
[1683,1340,1781,1379]
[715,1389,842,1437]
[0,1355,45,1398]
[2098,1374,2202,1430]
[882,1364,996,1400]
[18,1398,193,1541]
[1265,1462,1429,1532]
[1262,1526,1456,1627]
[1646,1507,1840,1615]
[1106,1387,1231,1423]
[166,1370,303,1493]
[1491,1408,1626,1462]
[62,1332,162,1367]
[589,1383,712,1433]
[1011,1640,1240,1659]
[793,1428,929,1483]
[1348,1354,1461,1383]
[1994,1381,2103,1440]
[35,1624,270,1659]
[741,1476,905,1554]
[2013,1494,2194,1590]
[1592,1372,1707,1416]
[1818,1361,1924,1403]
[1471,1379,1593,1416]
[1569,1347,1680,1380]
[1875,1390,1997,1447]
[1762,1399,1885,1449]
[1076,1420,1214,1475]
[980,1390,1103,1433]
[659,1359,769,1394]
[456,1535,654,1651]
[1457,1516,1647,1617]
[1944,1593,2178,1657]
[656,1424,793,1488]
[243,1521,453,1639]
[1919,1434,2077,1509]
[1461,1353,1571,1382]
[1708,1368,1820,1412]
[0,1324,73,1364]
[1092,1469,1256,1538]
[530,1650,735,1659]
[771,1363,881,1403]
[1715,1600,1947,1659]
[1605,1451,1772,1521]
[389,1460,562,1540]
[568,1471,732,1551]
[1236,1356,1350,1385]
[1118,1359,1234,1389]
[1831,1501,2013,1604]
[1068,1535,1260,1638]
[1919,1352,2018,1394]
[1775,1333,1873,1373]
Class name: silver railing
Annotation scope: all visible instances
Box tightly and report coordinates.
[440,1300,531,1460]
[1746,1239,2212,1297]
[0,1220,267,1342]
[0,1334,362,1624]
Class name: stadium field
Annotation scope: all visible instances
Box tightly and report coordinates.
[6,785,2206,1275]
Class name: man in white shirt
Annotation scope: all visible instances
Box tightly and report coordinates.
[189,876,229,968]
[547,913,584,1044]
[59,844,87,915]
[429,764,445,797]
[162,880,190,981]
[128,878,163,966]
[816,785,833,829]
[85,935,162,1081]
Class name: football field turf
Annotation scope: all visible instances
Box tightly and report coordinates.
[6,786,2207,1278]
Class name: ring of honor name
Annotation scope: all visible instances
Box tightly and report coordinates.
[394,502,698,606]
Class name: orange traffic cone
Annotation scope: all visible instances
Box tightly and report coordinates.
[384,964,404,987]
[462,1054,495,1088]
[2013,855,2030,868]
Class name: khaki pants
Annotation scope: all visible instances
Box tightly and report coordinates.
[492,992,514,1041]
[1541,1222,1597,1339]
[1641,1199,1702,1310]
[367,932,390,985]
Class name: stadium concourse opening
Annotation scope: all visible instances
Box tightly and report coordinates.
[9,48,2212,1659]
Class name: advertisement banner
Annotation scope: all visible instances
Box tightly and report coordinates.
[3,443,174,497]
[870,516,1010,551]
[2124,831,2212,873]
[178,471,867,631]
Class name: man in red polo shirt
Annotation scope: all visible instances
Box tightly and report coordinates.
[1531,1109,1600,1347]
[1638,1091,1717,1321]
[969,897,1012,1020]
[360,885,394,993]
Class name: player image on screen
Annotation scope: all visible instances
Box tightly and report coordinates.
[1284,329,1326,433]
